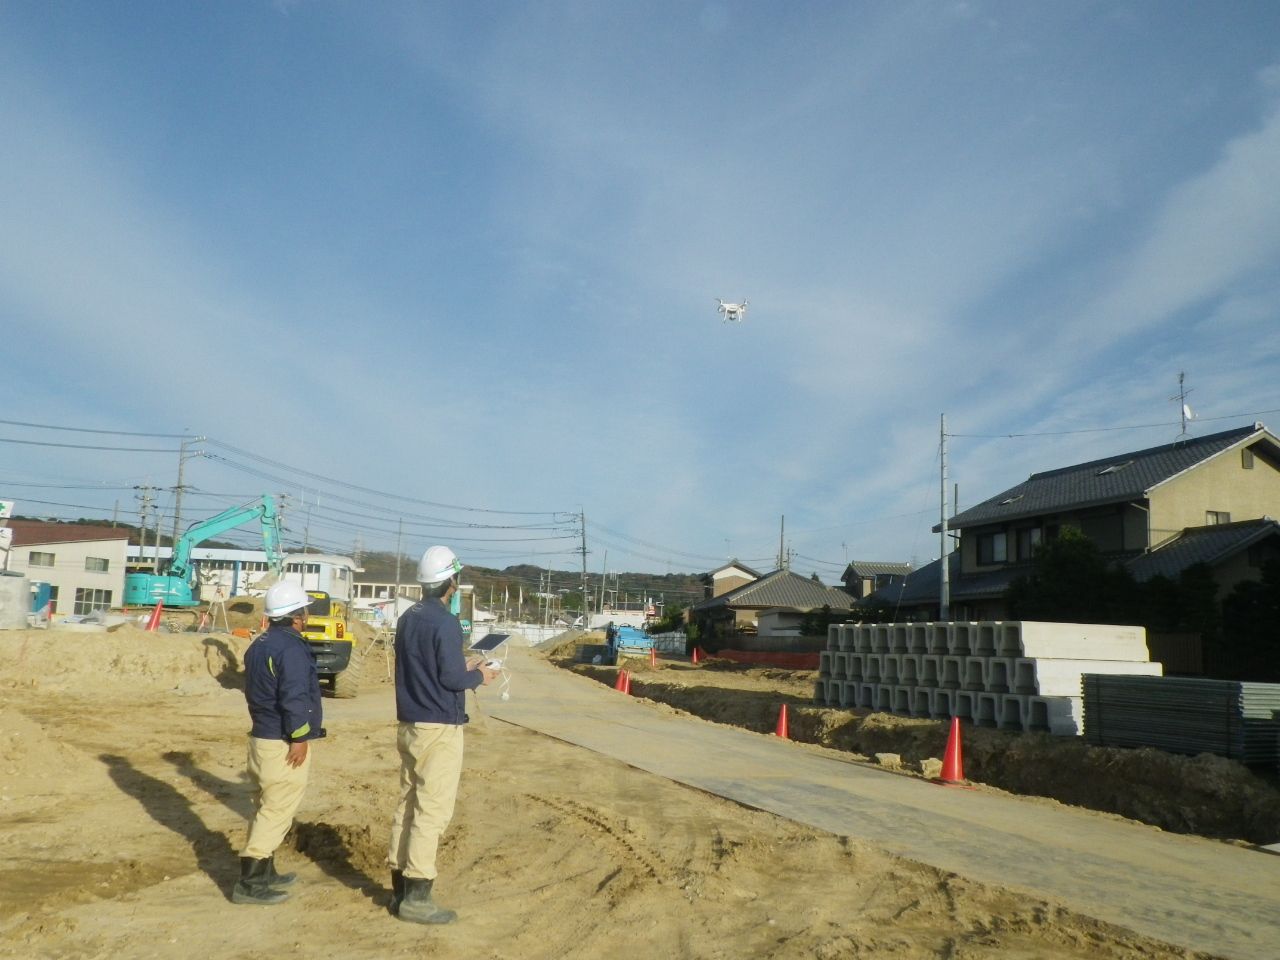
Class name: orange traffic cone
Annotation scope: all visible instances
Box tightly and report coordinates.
[937,716,965,784]
[260,615,268,630]
[622,671,632,696]
[144,601,164,632]
[649,647,657,668]
[774,703,790,739]
[691,646,700,664]
[614,669,629,693]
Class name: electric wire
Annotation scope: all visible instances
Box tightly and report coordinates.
[948,407,1280,439]
[203,438,562,516]
[0,436,181,453]
[0,418,193,438]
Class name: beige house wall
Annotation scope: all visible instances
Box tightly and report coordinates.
[1149,447,1280,546]
[712,572,755,597]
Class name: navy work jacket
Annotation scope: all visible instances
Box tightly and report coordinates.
[243,621,325,742]
[394,596,482,724]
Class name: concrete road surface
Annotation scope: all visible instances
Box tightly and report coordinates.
[486,647,1280,960]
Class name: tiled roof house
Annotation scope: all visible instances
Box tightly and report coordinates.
[869,422,1280,620]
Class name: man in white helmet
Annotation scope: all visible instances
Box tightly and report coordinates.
[387,545,497,925]
[233,581,324,905]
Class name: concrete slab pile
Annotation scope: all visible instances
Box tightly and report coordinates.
[817,621,1162,735]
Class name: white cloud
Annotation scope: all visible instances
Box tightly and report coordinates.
[1074,103,1280,347]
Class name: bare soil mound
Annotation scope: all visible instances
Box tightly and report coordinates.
[0,626,1226,960]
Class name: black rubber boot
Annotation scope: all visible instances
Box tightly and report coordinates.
[396,876,457,925]
[389,870,405,915]
[264,856,297,888]
[232,857,290,905]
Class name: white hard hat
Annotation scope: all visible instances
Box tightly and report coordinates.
[417,545,462,584]
[265,582,312,618]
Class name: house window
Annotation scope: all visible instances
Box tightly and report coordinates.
[49,585,59,613]
[74,588,113,615]
[1242,448,1255,469]
[85,557,110,573]
[1206,511,1231,525]
[977,532,1008,565]
[29,551,55,567]
[1016,527,1042,560]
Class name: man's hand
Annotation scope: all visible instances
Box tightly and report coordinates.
[286,741,309,767]
[478,664,500,685]
[466,656,484,671]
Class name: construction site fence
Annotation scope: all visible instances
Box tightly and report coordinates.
[648,631,688,653]
[485,623,573,646]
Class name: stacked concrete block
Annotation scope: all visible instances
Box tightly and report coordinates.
[812,620,1161,736]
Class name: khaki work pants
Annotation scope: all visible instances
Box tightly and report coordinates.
[241,736,312,859]
[387,722,464,881]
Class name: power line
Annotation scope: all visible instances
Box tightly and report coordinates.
[203,438,563,517]
[0,435,182,453]
[948,407,1280,440]
[0,417,192,438]
[0,478,140,491]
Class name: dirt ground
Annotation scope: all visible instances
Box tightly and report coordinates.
[0,623,1238,959]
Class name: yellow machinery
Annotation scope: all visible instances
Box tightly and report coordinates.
[299,590,362,698]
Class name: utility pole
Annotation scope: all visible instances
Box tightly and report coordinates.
[580,510,589,629]
[778,515,785,570]
[939,413,950,621]
[302,492,313,556]
[170,435,204,552]
[393,518,403,617]
[600,549,608,614]
[136,485,155,565]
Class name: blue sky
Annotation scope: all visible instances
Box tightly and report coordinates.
[2,1,1279,580]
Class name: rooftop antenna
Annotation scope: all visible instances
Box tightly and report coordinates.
[1169,372,1194,438]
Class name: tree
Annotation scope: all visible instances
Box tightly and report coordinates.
[1005,526,1139,624]
[1218,557,1280,681]
[647,605,687,635]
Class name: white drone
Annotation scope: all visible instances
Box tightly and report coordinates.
[716,298,748,322]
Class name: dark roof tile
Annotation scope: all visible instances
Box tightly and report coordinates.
[7,519,132,547]
[693,569,854,612]
[1127,519,1280,582]
[948,423,1272,530]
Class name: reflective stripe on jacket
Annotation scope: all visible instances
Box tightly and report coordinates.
[243,622,325,742]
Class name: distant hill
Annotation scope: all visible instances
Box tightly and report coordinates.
[354,551,705,618]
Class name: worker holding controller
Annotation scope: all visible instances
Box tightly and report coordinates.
[386,545,498,925]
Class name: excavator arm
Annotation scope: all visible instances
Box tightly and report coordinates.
[168,495,283,580]
[125,493,285,608]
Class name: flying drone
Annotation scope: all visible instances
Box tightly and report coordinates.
[716,298,748,322]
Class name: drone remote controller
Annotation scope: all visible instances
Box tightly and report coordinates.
[484,659,503,669]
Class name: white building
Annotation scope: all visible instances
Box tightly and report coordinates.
[125,546,359,603]
[350,580,423,620]
[7,520,130,615]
